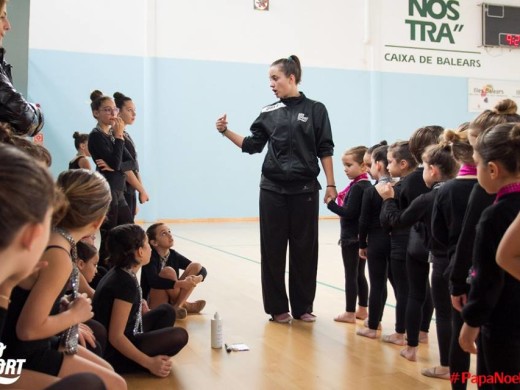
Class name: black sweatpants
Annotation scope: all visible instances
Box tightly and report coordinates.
[366,229,391,330]
[451,307,471,390]
[405,250,433,347]
[478,327,520,389]
[259,188,319,318]
[390,230,409,334]
[431,255,452,367]
[99,189,133,264]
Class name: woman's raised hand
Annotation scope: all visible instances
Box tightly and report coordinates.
[216,114,228,133]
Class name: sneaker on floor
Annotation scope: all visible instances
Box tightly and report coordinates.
[270,312,293,324]
[297,313,317,322]
[175,307,187,319]
[421,366,450,380]
[183,300,206,314]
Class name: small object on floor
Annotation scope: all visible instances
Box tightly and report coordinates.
[421,366,450,380]
[334,312,356,323]
[184,300,206,314]
[270,312,293,324]
[297,313,317,322]
[175,307,187,319]
[382,333,406,346]
[225,343,250,352]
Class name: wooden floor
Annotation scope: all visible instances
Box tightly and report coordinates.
[125,220,476,390]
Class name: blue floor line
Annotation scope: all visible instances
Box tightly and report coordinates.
[175,234,398,310]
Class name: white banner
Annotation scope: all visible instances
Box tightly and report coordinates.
[468,79,520,112]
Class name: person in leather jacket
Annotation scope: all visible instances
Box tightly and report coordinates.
[215,55,337,323]
[0,0,44,137]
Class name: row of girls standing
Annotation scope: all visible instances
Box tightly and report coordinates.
[453,100,520,389]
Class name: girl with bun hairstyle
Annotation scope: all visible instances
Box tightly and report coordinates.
[425,125,475,380]
[459,123,520,381]
[1,169,126,390]
[87,90,138,263]
[113,92,149,217]
[449,99,520,389]
[69,132,91,170]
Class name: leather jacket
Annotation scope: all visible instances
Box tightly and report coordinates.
[0,48,44,136]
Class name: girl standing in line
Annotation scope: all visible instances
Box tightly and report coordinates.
[93,224,188,377]
[398,126,443,354]
[357,144,392,338]
[428,126,475,380]
[379,141,416,346]
[459,123,520,385]
[327,146,371,323]
[215,55,337,323]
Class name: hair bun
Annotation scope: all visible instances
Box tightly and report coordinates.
[73,131,80,139]
[494,99,518,115]
[113,92,125,100]
[90,90,103,102]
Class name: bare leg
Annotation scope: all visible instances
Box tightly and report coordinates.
[148,288,170,310]
[58,349,127,390]
[2,370,58,390]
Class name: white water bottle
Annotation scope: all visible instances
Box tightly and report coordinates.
[211,312,223,349]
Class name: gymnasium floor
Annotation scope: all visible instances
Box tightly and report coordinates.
[125,219,476,390]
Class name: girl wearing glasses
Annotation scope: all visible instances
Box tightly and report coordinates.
[87,90,135,264]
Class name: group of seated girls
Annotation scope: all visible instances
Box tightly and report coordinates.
[0,124,207,389]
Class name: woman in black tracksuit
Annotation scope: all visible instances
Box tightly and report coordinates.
[459,123,520,388]
[215,55,337,323]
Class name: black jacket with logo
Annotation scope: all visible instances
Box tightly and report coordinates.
[0,48,44,136]
[242,93,334,194]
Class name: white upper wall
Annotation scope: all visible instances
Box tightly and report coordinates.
[30,0,520,78]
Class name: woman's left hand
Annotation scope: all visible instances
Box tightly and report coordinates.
[324,186,337,204]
